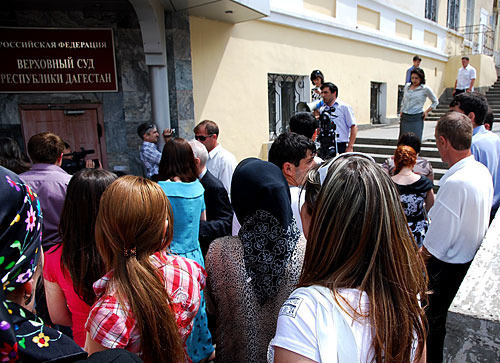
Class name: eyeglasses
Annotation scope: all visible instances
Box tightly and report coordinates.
[195,134,213,141]
[318,152,375,185]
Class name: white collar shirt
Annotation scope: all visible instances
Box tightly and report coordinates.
[423,156,493,263]
[207,144,237,196]
[456,65,477,90]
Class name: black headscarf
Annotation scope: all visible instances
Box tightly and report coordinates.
[231,158,300,304]
[0,166,85,362]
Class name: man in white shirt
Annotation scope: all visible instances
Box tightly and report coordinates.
[268,132,316,233]
[449,92,500,221]
[453,56,476,96]
[420,111,493,363]
[193,120,237,195]
[318,82,358,157]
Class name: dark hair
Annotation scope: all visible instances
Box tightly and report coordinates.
[27,132,65,164]
[320,82,338,97]
[484,107,494,130]
[137,123,156,139]
[310,70,324,84]
[394,145,417,175]
[0,137,31,174]
[397,132,421,154]
[410,67,426,85]
[300,157,427,363]
[462,56,470,61]
[95,176,183,363]
[269,132,316,169]
[289,112,318,139]
[59,168,117,306]
[436,112,473,150]
[158,138,198,182]
[193,120,219,136]
[63,142,71,150]
[413,55,421,61]
[449,92,488,125]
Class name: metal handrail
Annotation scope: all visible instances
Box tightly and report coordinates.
[456,24,494,56]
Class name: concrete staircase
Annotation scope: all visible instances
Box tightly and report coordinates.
[354,138,445,191]
[426,75,500,125]
[354,75,500,190]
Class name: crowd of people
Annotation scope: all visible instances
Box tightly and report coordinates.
[0,57,498,363]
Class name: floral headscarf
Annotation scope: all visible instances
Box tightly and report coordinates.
[0,166,43,358]
[0,167,87,362]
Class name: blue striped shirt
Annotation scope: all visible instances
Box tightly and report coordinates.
[400,83,439,115]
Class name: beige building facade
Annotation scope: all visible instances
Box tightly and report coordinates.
[189,0,499,160]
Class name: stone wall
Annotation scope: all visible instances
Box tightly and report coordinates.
[0,2,151,175]
[443,214,500,361]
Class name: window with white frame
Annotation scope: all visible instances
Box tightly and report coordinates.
[268,74,309,140]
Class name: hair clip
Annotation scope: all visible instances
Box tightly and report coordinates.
[318,152,376,185]
[124,246,137,258]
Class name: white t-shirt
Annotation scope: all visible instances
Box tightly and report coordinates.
[289,186,305,233]
[269,286,374,363]
[456,65,476,90]
[423,155,493,264]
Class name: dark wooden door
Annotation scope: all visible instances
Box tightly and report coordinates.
[19,104,107,168]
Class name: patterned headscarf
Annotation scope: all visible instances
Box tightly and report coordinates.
[231,158,300,305]
[0,166,42,360]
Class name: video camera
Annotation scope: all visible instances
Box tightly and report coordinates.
[61,147,99,174]
[317,107,338,159]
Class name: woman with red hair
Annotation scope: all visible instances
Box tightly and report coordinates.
[392,145,434,246]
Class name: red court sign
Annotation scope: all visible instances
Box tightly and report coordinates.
[0,27,118,93]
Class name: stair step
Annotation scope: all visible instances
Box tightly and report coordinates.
[354,143,440,158]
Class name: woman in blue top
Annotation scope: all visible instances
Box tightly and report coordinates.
[399,67,439,141]
[157,138,214,363]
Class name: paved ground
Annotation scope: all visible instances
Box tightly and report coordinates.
[357,120,500,142]
[357,121,438,142]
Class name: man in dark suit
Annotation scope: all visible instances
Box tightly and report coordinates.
[189,140,233,256]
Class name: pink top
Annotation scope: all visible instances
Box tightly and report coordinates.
[43,245,90,347]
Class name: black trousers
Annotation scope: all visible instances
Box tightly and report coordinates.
[337,142,347,155]
[425,256,471,363]
[454,88,466,95]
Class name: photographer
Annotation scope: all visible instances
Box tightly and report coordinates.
[318,82,358,156]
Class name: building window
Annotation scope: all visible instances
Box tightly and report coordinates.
[425,0,437,22]
[268,74,308,140]
[448,0,460,30]
[397,85,405,114]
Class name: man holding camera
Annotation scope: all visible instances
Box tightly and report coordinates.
[318,82,358,156]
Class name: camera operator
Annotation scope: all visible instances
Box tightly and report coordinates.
[318,82,358,156]
[61,142,100,174]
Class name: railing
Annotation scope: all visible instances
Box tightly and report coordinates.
[456,24,494,56]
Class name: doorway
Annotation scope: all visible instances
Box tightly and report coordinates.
[19,104,108,168]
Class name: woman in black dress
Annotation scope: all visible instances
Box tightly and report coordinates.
[391,145,434,247]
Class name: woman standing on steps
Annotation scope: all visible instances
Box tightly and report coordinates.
[400,67,439,141]
[391,145,434,247]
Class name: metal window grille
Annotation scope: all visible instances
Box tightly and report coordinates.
[425,0,437,22]
[397,85,405,114]
[448,0,460,30]
[268,74,307,140]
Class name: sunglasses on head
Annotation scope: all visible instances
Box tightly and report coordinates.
[195,134,213,141]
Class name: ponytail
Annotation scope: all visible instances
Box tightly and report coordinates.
[115,256,184,363]
[95,176,183,363]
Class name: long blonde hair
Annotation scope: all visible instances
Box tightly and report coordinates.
[300,156,427,362]
[95,176,183,363]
